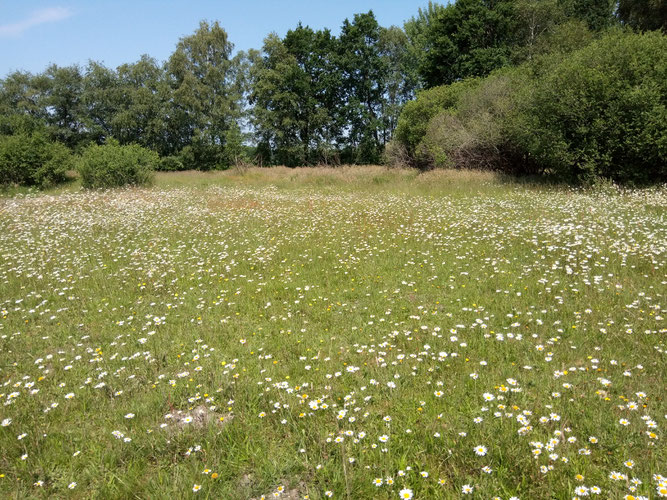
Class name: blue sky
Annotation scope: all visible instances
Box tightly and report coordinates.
[0,1,431,76]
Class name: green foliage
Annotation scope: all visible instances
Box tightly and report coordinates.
[416,0,520,87]
[82,57,189,158]
[0,112,46,137]
[250,12,417,166]
[529,19,594,57]
[408,0,622,89]
[337,12,389,164]
[157,156,185,172]
[420,68,528,171]
[392,79,481,161]
[380,26,420,139]
[167,21,246,164]
[617,0,667,31]
[511,0,567,61]
[81,61,119,145]
[1,21,248,169]
[1,5,663,172]
[250,27,338,166]
[77,140,157,188]
[0,65,88,151]
[513,30,667,184]
[0,133,71,187]
[38,64,87,150]
[178,141,224,171]
[557,0,617,31]
[0,71,47,123]
[111,56,172,155]
[393,30,667,184]
[222,123,248,167]
[404,2,448,76]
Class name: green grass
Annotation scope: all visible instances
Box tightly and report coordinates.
[0,167,665,499]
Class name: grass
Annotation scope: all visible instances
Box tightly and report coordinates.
[0,167,665,499]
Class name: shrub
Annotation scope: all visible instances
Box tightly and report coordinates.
[392,78,480,164]
[0,133,71,188]
[394,29,666,184]
[178,138,225,171]
[514,30,667,184]
[419,69,528,171]
[530,19,593,58]
[78,141,157,189]
[383,140,411,168]
[157,156,184,172]
[0,114,47,137]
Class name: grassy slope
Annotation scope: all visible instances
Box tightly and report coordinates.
[0,167,665,499]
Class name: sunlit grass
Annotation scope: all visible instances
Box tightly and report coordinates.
[0,168,665,499]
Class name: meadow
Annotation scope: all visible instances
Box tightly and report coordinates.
[0,167,665,499]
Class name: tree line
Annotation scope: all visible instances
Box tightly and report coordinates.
[0,0,665,185]
[1,12,419,169]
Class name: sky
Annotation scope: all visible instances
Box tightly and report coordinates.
[0,1,431,76]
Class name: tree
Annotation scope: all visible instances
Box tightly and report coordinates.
[404,2,448,83]
[250,26,340,166]
[0,71,44,120]
[113,55,170,154]
[617,0,667,31]
[285,24,343,163]
[250,33,306,166]
[512,0,566,61]
[167,20,245,169]
[338,11,388,163]
[418,0,519,88]
[38,64,86,149]
[0,71,47,135]
[249,13,417,165]
[379,26,419,143]
[82,61,120,144]
[557,0,617,31]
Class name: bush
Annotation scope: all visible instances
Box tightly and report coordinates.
[383,140,411,168]
[419,68,529,171]
[0,114,47,137]
[394,30,667,184]
[78,141,157,189]
[513,30,667,184]
[0,133,71,188]
[392,78,480,163]
[178,139,225,171]
[157,156,184,172]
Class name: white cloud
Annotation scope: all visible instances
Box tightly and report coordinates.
[0,7,73,37]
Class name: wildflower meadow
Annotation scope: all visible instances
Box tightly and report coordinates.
[0,168,665,499]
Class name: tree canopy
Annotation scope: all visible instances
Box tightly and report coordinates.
[0,1,664,178]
